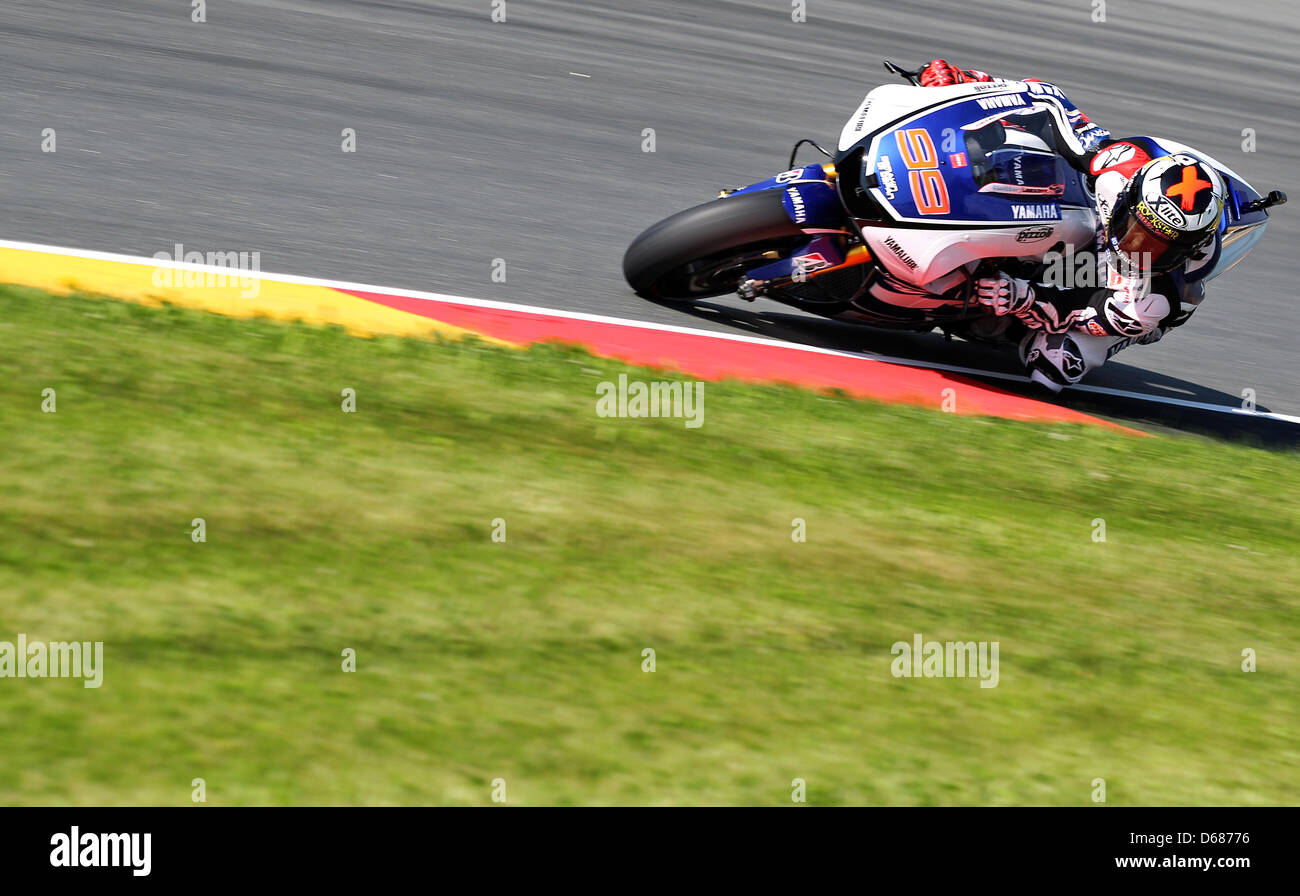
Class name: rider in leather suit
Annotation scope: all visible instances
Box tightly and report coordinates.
[918,59,1229,391]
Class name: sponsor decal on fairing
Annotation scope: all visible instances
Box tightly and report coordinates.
[875,154,899,200]
[976,93,1026,111]
[785,186,808,223]
[882,235,919,270]
[1012,203,1061,220]
[1016,226,1055,242]
[792,252,832,274]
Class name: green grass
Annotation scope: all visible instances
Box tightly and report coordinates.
[0,283,1297,806]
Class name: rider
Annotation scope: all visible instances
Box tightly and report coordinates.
[917,59,1228,391]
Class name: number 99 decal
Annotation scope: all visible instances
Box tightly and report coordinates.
[894,129,951,215]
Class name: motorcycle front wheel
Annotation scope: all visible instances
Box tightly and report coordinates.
[622,189,808,300]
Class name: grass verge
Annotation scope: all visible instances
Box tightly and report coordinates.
[0,284,1297,805]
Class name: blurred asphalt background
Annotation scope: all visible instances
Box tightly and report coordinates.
[2,0,1297,416]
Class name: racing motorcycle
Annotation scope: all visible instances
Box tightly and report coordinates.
[622,61,1285,354]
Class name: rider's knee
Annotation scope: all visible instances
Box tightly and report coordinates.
[1020,329,1122,391]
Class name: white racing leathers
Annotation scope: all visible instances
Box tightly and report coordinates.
[1012,137,1219,391]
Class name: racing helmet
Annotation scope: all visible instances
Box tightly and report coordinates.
[1107,154,1226,274]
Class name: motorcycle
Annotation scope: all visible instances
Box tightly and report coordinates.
[622,61,1286,355]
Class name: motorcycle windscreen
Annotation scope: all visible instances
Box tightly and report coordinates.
[1204,175,1273,282]
[1207,220,1268,281]
[966,120,1065,197]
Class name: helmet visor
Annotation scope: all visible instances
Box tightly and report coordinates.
[1110,200,1184,273]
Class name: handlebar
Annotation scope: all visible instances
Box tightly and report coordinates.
[882,60,924,86]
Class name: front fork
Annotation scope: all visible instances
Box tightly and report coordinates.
[724,163,875,301]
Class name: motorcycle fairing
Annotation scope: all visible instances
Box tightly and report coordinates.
[715,165,857,286]
[832,83,1101,286]
[839,84,1095,227]
[722,83,1278,295]
[728,165,848,233]
[744,234,849,283]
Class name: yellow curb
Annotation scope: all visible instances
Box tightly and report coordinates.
[0,247,510,345]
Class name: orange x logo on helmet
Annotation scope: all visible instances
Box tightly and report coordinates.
[1166,165,1214,212]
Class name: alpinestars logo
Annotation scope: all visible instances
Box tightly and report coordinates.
[1030,334,1086,380]
[1104,302,1147,336]
[1059,337,1086,379]
[1094,142,1137,170]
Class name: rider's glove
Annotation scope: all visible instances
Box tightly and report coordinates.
[919,59,994,88]
[976,274,1036,316]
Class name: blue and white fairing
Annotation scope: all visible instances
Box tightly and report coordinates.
[836,81,1101,287]
[727,165,847,234]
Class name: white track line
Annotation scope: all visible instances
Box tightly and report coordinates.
[4,237,1297,427]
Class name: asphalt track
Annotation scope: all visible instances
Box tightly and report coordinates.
[3,0,1298,430]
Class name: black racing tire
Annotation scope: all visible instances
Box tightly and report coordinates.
[622,190,808,300]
